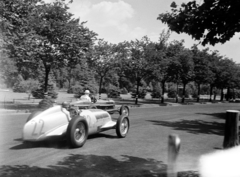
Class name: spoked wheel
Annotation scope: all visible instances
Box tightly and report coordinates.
[116,115,130,138]
[67,116,88,148]
[120,105,130,117]
[74,122,86,143]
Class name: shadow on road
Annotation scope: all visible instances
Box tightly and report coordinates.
[0,154,168,177]
[147,119,224,136]
[196,112,226,119]
[10,133,118,150]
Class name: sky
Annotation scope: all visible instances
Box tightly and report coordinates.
[45,0,240,63]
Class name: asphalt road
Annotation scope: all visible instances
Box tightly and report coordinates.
[0,103,239,177]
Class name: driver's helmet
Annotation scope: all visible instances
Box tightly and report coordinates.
[62,101,69,109]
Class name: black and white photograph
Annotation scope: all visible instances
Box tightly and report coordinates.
[1,0,240,176]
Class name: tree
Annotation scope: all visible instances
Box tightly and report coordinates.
[177,49,194,103]
[150,30,171,103]
[0,48,18,87]
[90,39,117,97]
[215,57,237,101]
[167,41,194,103]
[123,36,152,104]
[52,67,68,89]
[158,0,240,46]
[166,40,185,103]
[2,0,96,93]
[1,0,39,87]
[191,45,214,102]
[114,42,133,92]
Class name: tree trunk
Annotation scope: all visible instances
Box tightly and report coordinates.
[197,83,200,102]
[59,79,64,89]
[67,78,71,91]
[220,88,224,101]
[99,76,103,99]
[181,83,186,103]
[135,78,140,105]
[226,87,230,101]
[161,81,165,104]
[209,84,213,102]
[223,110,239,149]
[176,82,179,103]
[44,67,51,93]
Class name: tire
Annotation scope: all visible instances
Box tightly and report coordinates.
[120,105,130,116]
[116,115,130,138]
[66,116,88,148]
[26,110,42,122]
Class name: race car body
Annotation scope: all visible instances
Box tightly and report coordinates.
[22,103,130,148]
[70,99,116,109]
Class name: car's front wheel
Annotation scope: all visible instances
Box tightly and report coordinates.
[120,105,130,116]
[66,116,88,148]
[116,115,130,138]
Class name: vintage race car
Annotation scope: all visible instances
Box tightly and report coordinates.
[22,101,130,148]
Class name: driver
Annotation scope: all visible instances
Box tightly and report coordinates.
[80,90,91,102]
[62,101,70,110]
[61,101,71,121]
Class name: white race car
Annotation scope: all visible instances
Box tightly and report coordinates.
[22,101,130,148]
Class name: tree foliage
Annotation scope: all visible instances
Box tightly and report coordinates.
[2,0,96,92]
[158,0,240,45]
[121,36,153,104]
[150,30,171,103]
[90,39,117,95]
[191,45,214,101]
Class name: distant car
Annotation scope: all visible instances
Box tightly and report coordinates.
[22,99,130,148]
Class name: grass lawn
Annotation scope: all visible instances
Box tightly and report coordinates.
[0,90,223,107]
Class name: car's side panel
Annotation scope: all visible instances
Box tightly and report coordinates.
[80,109,112,135]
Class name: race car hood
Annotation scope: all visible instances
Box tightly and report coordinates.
[23,105,70,141]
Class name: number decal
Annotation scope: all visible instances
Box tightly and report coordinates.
[31,119,45,136]
[39,119,44,135]
[82,114,96,127]
[32,120,38,136]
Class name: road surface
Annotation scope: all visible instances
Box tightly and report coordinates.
[0,103,239,177]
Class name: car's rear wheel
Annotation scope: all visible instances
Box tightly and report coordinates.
[67,116,88,148]
[120,105,130,116]
[116,116,129,138]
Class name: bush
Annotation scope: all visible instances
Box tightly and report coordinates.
[32,83,58,99]
[178,87,190,98]
[167,86,177,98]
[13,79,39,93]
[151,83,162,99]
[106,85,120,98]
[233,90,240,98]
[12,84,26,93]
[131,87,147,99]
[151,90,162,99]
[69,85,84,95]
[120,87,128,94]
[38,97,55,110]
